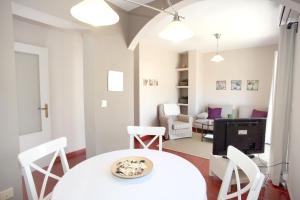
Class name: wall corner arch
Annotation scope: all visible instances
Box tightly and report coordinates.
[127,0,199,51]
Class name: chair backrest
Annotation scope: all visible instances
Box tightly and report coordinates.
[218,146,265,200]
[18,137,70,200]
[162,104,180,116]
[127,126,166,151]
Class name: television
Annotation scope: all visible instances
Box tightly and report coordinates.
[213,118,266,156]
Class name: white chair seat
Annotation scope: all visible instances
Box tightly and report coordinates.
[172,121,190,130]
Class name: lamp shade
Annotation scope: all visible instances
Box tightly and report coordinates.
[71,0,119,26]
[159,20,194,43]
[211,54,224,63]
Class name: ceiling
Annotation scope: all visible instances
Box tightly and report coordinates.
[11,0,156,23]
[108,0,155,11]
[12,0,280,52]
[140,0,280,52]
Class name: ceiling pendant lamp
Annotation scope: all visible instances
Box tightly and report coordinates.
[70,0,119,26]
[159,12,194,43]
[211,33,224,63]
[122,0,193,43]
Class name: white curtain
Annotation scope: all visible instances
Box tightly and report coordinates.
[265,51,278,145]
[269,23,297,186]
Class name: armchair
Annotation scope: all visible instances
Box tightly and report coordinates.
[158,104,193,140]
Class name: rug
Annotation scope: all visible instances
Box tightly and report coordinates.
[162,133,270,162]
[162,133,212,159]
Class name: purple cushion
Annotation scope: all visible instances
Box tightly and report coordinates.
[208,107,222,119]
[251,109,268,118]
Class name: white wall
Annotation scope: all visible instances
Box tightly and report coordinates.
[199,45,277,116]
[288,18,300,200]
[138,41,178,126]
[83,10,134,156]
[0,1,22,199]
[13,18,85,153]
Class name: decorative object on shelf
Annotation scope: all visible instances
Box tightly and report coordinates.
[181,64,188,68]
[124,0,193,43]
[211,33,224,63]
[216,80,226,90]
[179,96,188,104]
[143,79,158,87]
[143,79,148,86]
[108,70,123,92]
[178,79,188,86]
[70,0,119,26]
[247,80,259,91]
[111,156,153,179]
[231,80,242,90]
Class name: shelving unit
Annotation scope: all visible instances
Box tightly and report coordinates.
[176,68,189,72]
[177,52,189,114]
[176,86,189,89]
[178,103,188,107]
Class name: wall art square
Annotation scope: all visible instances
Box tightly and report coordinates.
[108,70,123,92]
[247,80,259,91]
[216,80,226,90]
[231,80,242,90]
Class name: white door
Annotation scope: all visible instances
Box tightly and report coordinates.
[14,42,52,152]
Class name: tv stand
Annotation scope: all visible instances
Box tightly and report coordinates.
[209,154,267,185]
[222,154,255,159]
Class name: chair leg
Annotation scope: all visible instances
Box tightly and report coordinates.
[159,136,162,151]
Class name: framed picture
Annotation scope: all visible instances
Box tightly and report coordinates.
[247,80,259,91]
[216,80,226,90]
[231,80,242,90]
[108,70,123,92]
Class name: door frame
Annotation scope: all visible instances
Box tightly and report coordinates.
[14,42,52,152]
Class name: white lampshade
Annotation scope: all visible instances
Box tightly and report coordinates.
[159,19,194,43]
[71,0,119,26]
[211,54,224,63]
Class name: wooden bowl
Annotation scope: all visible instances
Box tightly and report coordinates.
[111,156,153,179]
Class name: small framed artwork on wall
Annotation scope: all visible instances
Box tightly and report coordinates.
[216,80,226,90]
[108,70,123,92]
[231,80,242,90]
[247,80,259,91]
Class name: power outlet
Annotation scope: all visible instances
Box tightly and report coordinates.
[0,188,14,200]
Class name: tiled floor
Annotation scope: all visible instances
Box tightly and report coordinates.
[23,139,290,200]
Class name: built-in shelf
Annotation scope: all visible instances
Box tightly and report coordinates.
[178,103,188,107]
[178,52,189,115]
[176,68,189,72]
[176,86,189,88]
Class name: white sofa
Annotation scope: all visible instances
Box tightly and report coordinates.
[193,105,268,132]
[193,104,233,131]
[238,105,268,118]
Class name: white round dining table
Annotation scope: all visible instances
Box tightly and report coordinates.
[52,149,207,200]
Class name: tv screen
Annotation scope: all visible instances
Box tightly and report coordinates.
[213,118,266,156]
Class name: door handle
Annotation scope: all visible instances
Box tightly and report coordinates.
[38,104,48,118]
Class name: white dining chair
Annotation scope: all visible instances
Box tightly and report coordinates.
[127,126,166,151]
[18,137,70,200]
[217,146,265,200]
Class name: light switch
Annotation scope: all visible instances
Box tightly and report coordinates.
[101,100,108,108]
